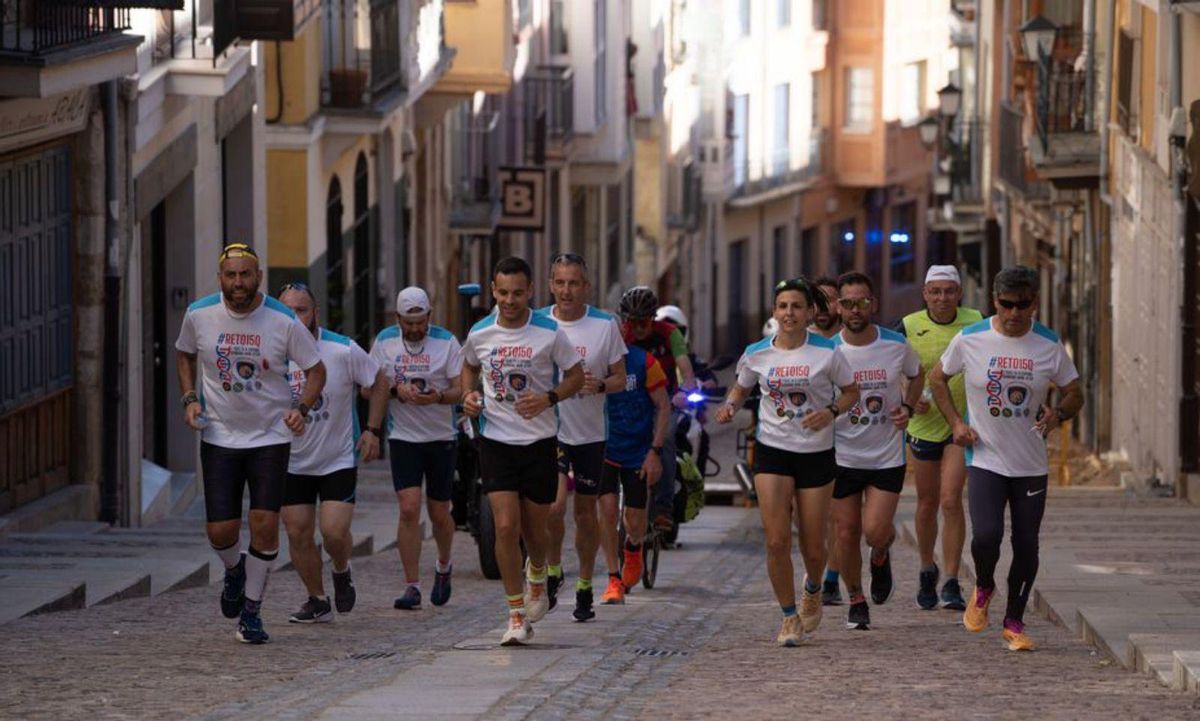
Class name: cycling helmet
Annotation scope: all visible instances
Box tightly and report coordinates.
[619,286,659,319]
[655,305,688,335]
[762,317,779,337]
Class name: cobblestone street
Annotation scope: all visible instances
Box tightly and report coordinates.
[2,495,1198,720]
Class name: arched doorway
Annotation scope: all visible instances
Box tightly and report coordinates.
[326,176,345,332]
[351,152,373,347]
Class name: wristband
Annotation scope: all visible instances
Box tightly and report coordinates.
[901,402,914,417]
[181,391,199,408]
[825,403,840,418]
[547,390,560,406]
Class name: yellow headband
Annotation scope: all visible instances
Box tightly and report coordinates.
[219,243,258,267]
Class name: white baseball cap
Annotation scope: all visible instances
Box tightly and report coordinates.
[924,265,961,285]
[396,287,431,317]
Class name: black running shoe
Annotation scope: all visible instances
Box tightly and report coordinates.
[822,579,843,606]
[940,577,967,611]
[393,585,421,610]
[846,601,871,630]
[431,568,452,607]
[547,570,563,611]
[332,568,356,613]
[573,587,595,622]
[236,610,270,644]
[869,550,894,605]
[917,565,940,610]
[289,596,333,624]
[220,554,246,619]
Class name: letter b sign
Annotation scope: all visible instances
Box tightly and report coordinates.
[498,167,546,231]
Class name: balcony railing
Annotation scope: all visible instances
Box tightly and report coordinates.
[667,163,702,231]
[524,64,575,163]
[449,108,501,230]
[1034,61,1094,151]
[732,129,826,200]
[321,0,402,110]
[998,103,1049,200]
[0,0,132,57]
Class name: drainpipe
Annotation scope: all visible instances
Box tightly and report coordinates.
[1098,0,1116,208]
[101,79,122,525]
[1084,0,1096,133]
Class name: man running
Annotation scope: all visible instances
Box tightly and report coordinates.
[278,283,389,623]
[537,254,626,617]
[809,275,845,606]
[596,292,673,607]
[461,257,584,645]
[618,287,697,533]
[829,272,923,630]
[175,243,326,644]
[929,266,1082,651]
[370,287,465,610]
[897,265,983,611]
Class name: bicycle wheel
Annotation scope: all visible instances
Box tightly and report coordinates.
[642,532,661,589]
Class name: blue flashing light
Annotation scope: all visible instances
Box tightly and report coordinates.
[687,392,705,404]
[842,231,855,243]
[866,229,883,245]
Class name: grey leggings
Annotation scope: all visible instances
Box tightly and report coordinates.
[967,467,1048,624]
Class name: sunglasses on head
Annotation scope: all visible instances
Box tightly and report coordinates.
[552,252,587,267]
[219,242,258,263]
[837,297,872,311]
[278,281,310,294]
[774,278,810,295]
[997,298,1035,310]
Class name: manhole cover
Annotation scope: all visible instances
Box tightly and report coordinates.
[453,642,581,651]
[633,648,688,657]
[346,651,396,660]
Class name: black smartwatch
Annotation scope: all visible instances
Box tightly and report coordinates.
[181,391,199,408]
[297,402,310,418]
[651,445,664,457]
[547,390,560,406]
[825,403,840,418]
[1054,407,1072,423]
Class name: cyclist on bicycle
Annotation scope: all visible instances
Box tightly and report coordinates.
[597,338,671,607]
[654,305,718,389]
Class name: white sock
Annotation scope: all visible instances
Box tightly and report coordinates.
[332,559,351,575]
[212,542,242,570]
[436,559,452,574]
[244,547,278,609]
[407,581,421,591]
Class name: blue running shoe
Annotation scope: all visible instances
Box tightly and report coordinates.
[236,611,269,644]
[917,565,939,610]
[221,554,246,619]
[393,585,422,610]
[332,568,356,613]
[941,577,967,611]
[431,569,452,607]
[869,550,894,606]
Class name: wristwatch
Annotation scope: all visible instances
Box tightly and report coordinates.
[297,402,310,418]
[900,402,915,417]
[547,390,560,406]
[651,446,664,457]
[364,426,382,439]
[825,403,840,418]
[181,391,199,408]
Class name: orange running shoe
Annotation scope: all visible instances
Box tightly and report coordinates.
[1003,620,1035,651]
[963,586,993,632]
[621,547,643,591]
[600,575,626,605]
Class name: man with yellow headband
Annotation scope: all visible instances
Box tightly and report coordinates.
[895,265,982,611]
[175,243,327,644]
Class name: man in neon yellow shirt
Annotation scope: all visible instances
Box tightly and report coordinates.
[895,266,982,611]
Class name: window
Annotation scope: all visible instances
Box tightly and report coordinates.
[550,0,568,55]
[799,225,818,275]
[732,94,749,186]
[844,67,874,130]
[830,218,856,276]
[889,201,917,285]
[772,225,788,281]
[594,0,607,126]
[772,84,790,177]
[900,61,926,126]
[812,0,827,30]
[738,0,751,36]
[1116,29,1134,135]
[777,0,791,26]
[811,71,823,129]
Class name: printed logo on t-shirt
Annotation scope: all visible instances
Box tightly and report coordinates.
[765,365,811,419]
[288,369,330,424]
[848,367,889,426]
[986,355,1035,418]
[488,345,535,402]
[216,332,266,394]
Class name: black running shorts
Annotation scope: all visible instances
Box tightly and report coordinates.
[283,466,358,506]
[200,441,290,522]
[907,434,954,462]
[557,441,606,496]
[388,439,456,501]
[599,462,649,509]
[832,465,907,499]
[752,443,837,490]
[479,436,558,504]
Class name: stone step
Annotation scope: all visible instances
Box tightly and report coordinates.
[1128,633,1200,688]
[40,521,111,535]
[0,578,85,624]
[0,555,210,596]
[1173,650,1200,695]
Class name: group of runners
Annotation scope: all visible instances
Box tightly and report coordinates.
[177,242,1081,653]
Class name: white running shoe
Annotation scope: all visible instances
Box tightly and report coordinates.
[501,612,533,646]
[776,614,803,647]
[800,581,823,636]
[525,581,549,623]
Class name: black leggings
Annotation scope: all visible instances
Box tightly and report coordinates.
[967,467,1048,624]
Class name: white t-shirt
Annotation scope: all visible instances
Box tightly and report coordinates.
[174,293,322,449]
[833,325,922,469]
[940,318,1080,477]
[287,329,380,475]
[462,310,582,445]
[370,324,464,443]
[735,331,854,454]
[536,305,626,446]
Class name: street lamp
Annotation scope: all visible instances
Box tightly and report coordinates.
[918,115,940,148]
[1018,15,1058,63]
[937,83,962,119]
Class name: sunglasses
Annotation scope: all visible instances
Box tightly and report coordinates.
[552,252,587,268]
[774,278,810,295]
[278,281,311,294]
[997,298,1035,310]
[219,242,258,263]
[837,297,872,311]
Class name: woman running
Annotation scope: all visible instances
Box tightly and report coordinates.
[716,278,859,647]
[929,266,1083,651]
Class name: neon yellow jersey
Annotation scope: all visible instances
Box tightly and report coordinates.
[901,307,984,442]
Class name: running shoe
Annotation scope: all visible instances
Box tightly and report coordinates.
[288,596,333,624]
[777,614,803,647]
[501,611,533,646]
[600,575,626,605]
[821,579,843,607]
[525,581,549,622]
[940,577,967,611]
[332,568,356,613]
[963,586,993,632]
[917,565,939,610]
[846,601,871,631]
[869,550,894,605]
[621,548,643,592]
[393,585,422,610]
[431,568,452,607]
[573,587,595,622]
[220,554,247,619]
[546,569,563,611]
[1003,620,1035,652]
[799,582,823,635]
[236,610,269,644]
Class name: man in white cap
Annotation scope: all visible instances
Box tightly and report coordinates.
[895,265,982,611]
[369,287,465,610]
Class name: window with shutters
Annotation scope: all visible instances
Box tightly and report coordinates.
[1116,29,1134,137]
